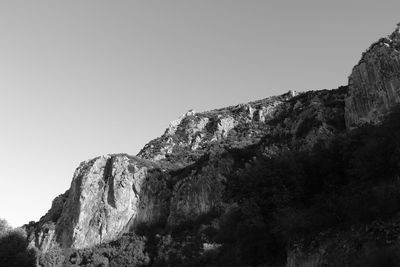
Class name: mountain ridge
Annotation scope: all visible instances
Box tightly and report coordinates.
[23,24,400,266]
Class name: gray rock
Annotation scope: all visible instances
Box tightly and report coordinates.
[345,26,400,129]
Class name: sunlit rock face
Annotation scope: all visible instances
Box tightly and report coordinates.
[55,155,151,249]
[28,154,172,250]
[345,26,400,129]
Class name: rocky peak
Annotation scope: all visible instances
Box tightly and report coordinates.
[390,22,400,48]
[345,24,400,129]
[165,109,197,136]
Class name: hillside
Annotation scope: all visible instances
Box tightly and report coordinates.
[8,24,400,266]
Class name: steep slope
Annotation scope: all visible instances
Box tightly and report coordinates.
[26,23,400,267]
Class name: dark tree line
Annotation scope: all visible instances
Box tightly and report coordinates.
[0,219,36,267]
[216,106,400,265]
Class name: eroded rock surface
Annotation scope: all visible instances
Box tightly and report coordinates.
[138,90,344,166]
[345,25,400,129]
[29,155,169,249]
[56,155,150,248]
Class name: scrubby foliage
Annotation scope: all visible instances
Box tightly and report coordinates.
[39,243,65,267]
[0,219,11,233]
[66,106,400,266]
[4,97,400,266]
[352,246,400,267]
[216,106,400,265]
[0,219,36,267]
[63,233,149,266]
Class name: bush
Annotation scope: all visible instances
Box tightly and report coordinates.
[39,243,65,267]
[64,233,149,267]
[0,219,11,234]
[352,246,400,267]
[222,106,400,264]
[0,226,36,267]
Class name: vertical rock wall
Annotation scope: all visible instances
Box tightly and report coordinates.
[55,155,150,249]
[345,27,400,129]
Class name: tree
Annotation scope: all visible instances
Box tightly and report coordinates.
[0,219,36,267]
[0,218,11,235]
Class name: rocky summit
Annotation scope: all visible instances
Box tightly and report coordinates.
[24,24,400,266]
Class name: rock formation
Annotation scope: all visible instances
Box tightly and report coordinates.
[26,23,400,267]
[345,25,400,129]
[28,87,346,253]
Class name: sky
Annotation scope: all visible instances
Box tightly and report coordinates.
[0,1,400,227]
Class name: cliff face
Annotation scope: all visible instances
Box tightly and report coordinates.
[30,155,172,250]
[345,26,400,129]
[55,155,163,249]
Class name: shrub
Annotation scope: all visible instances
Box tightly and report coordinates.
[0,226,36,267]
[0,219,11,235]
[39,243,65,267]
[222,105,400,264]
[64,234,149,267]
[352,246,400,267]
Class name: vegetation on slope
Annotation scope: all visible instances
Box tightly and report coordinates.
[216,105,400,266]
[65,104,400,267]
[0,219,36,267]
[5,98,400,266]
[119,105,400,267]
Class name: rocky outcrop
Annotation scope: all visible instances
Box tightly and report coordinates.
[55,155,149,248]
[28,155,170,249]
[138,89,344,166]
[345,25,400,129]
[137,92,296,163]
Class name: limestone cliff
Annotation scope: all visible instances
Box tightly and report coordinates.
[29,155,171,250]
[345,25,400,129]
[55,155,169,249]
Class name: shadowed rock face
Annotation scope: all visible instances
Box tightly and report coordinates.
[345,26,400,129]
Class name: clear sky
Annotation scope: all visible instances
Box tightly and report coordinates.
[0,1,399,227]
